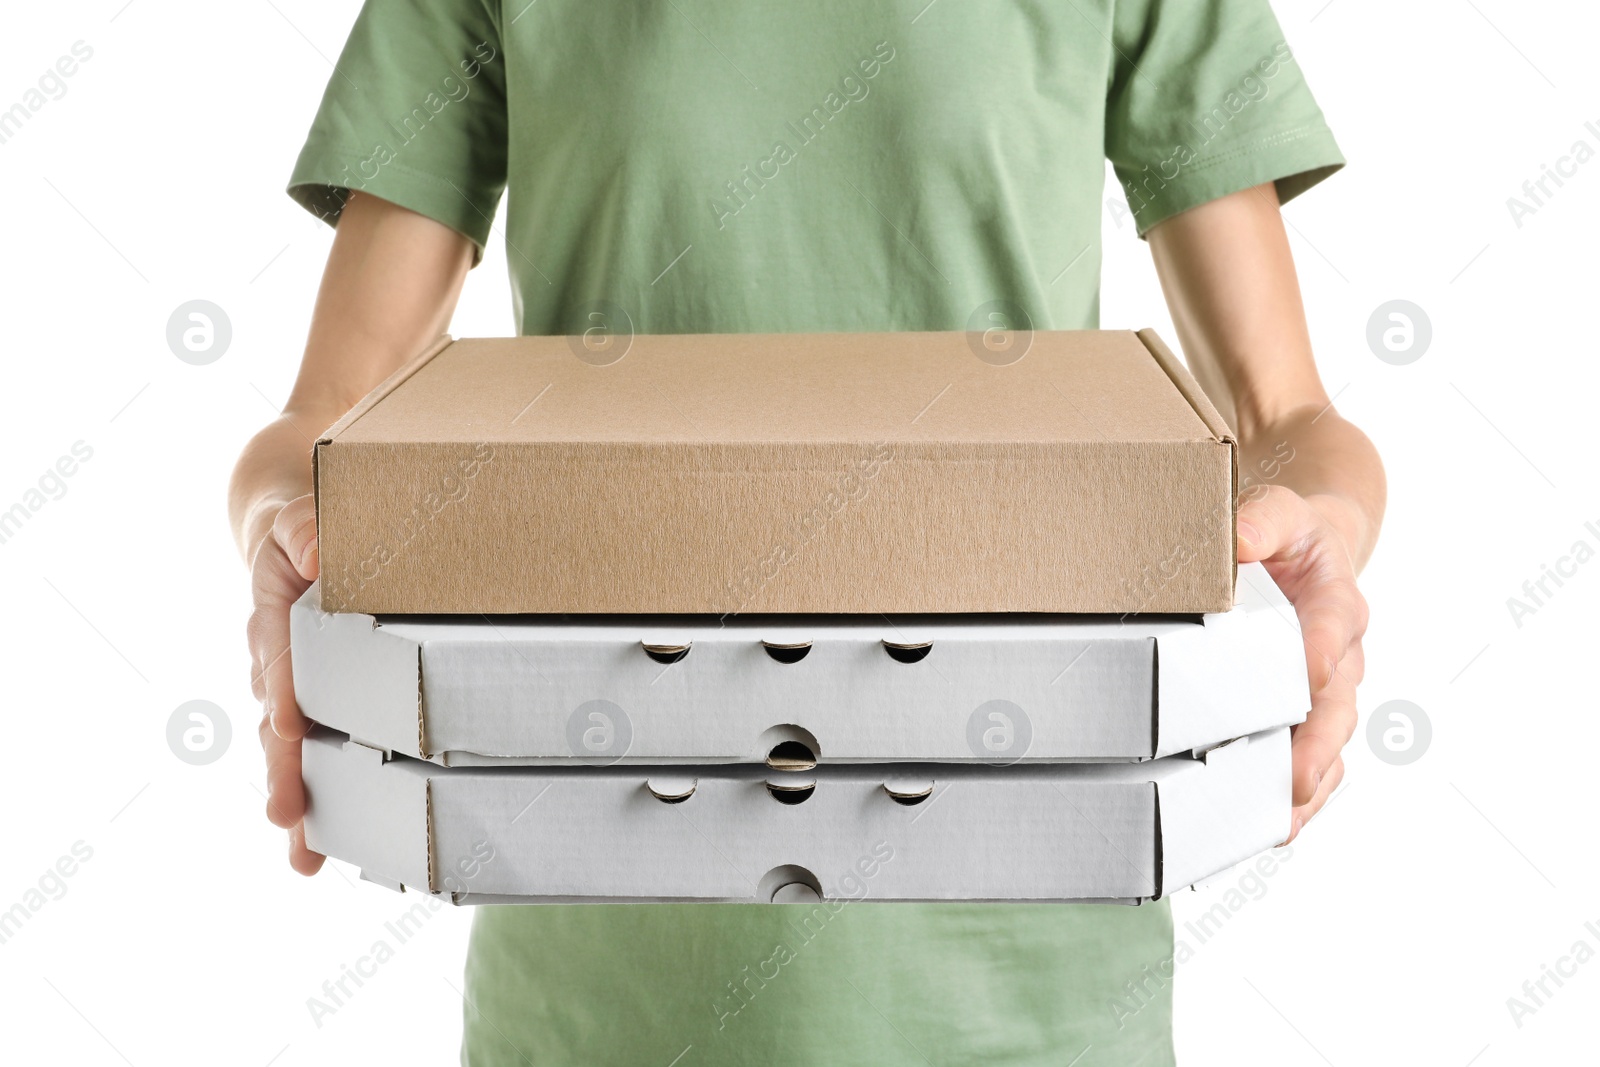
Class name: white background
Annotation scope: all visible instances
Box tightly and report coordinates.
[1,1,1595,1064]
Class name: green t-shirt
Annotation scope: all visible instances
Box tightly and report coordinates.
[289,2,1341,1063]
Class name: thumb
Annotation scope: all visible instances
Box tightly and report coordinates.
[272,495,319,581]
[1236,484,1307,563]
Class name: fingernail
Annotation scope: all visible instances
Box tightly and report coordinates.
[1237,521,1262,547]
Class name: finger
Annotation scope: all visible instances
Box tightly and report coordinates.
[1339,641,1366,688]
[289,823,326,876]
[1284,754,1345,844]
[1235,485,1311,564]
[1290,666,1357,806]
[260,715,306,828]
[1291,563,1368,693]
[1238,487,1368,691]
[273,494,320,582]
[265,633,308,741]
[247,615,269,704]
[247,544,310,741]
[246,552,276,705]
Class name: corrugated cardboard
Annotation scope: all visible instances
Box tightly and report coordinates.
[313,330,1236,616]
[290,562,1307,766]
[300,725,1290,904]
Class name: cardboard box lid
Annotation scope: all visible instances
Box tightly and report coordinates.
[325,330,1228,445]
[301,726,1289,904]
[313,329,1237,615]
[291,563,1307,766]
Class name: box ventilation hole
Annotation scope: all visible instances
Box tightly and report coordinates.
[883,780,935,806]
[761,640,812,664]
[645,777,698,803]
[758,864,822,902]
[641,642,691,664]
[766,740,817,772]
[882,640,933,664]
[770,882,822,903]
[765,780,816,805]
[758,724,822,768]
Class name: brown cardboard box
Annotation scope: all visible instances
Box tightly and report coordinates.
[313,330,1236,615]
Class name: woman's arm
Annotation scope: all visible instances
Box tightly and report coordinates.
[1148,184,1385,843]
[230,192,474,872]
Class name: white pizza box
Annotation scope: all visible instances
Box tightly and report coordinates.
[301,724,1291,904]
[290,563,1307,766]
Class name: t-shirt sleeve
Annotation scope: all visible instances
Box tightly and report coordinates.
[1105,0,1344,237]
[286,0,508,256]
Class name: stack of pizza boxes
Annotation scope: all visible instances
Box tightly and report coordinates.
[293,330,1307,904]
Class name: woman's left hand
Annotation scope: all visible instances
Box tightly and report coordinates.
[1237,485,1370,844]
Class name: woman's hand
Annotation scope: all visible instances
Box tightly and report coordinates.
[1237,485,1369,845]
[1148,186,1384,844]
[227,192,476,875]
[247,494,323,874]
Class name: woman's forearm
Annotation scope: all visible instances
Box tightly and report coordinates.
[1148,183,1385,571]
[228,192,476,562]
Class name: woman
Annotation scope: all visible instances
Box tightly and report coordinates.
[234,1,1380,1062]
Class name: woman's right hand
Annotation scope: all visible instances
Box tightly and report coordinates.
[247,494,324,874]
[227,191,477,875]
